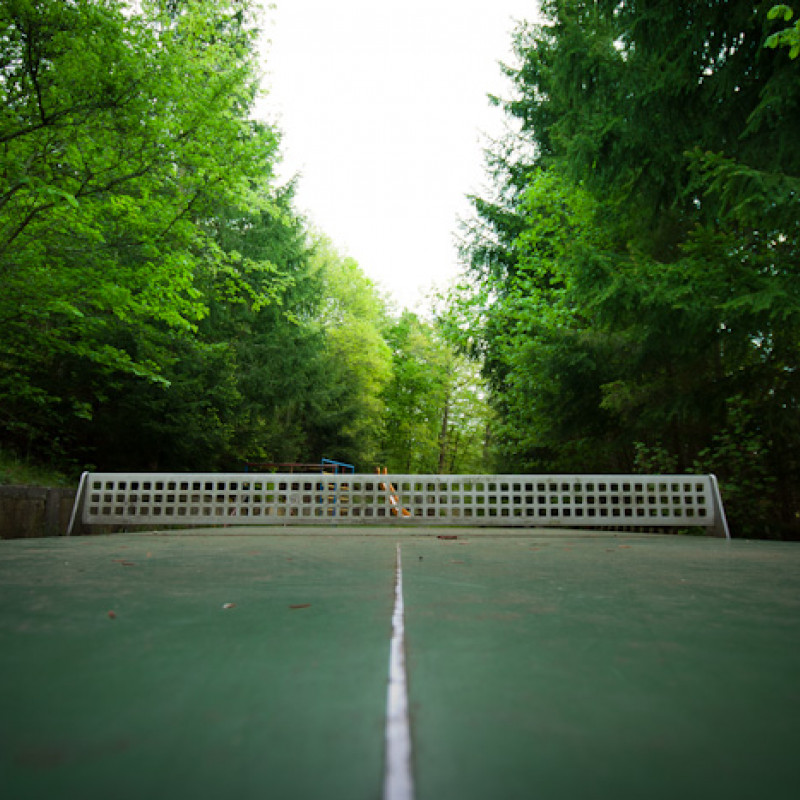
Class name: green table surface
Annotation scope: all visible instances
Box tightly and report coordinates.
[1,530,798,799]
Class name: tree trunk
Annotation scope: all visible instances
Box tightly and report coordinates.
[437,396,450,474]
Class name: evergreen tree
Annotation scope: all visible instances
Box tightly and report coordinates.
[458,0,800,536]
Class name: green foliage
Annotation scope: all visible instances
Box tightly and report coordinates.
[309,238,393,469]
[0,0,431,477]
[691,397,778,538]
[632,443,679,476]
[0,0,275,452]
[380,312,491,473]
[766,4,800,58]
[0,448,72,487]
[381,312,452,472]
[455,0,800,536]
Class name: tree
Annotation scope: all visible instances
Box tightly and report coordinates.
[3,1,480,479]
[78,180,322,471]
[308,238,393,469]
[381,310,495,473]
[381,312,452,472]
[0,0,277,458]
[457,0,800,536]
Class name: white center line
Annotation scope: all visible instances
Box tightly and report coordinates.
[384,543,414,800]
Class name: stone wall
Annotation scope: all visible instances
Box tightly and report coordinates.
[0,486,86,539]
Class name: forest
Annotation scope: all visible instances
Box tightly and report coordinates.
[1,1,798,538]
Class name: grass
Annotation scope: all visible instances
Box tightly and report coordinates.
[0,449,75,488]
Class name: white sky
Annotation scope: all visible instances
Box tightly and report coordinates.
[255,0,541,312]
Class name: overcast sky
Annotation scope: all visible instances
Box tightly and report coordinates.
[256,0,541,311]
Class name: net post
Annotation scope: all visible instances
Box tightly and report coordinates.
[708,474,731,540]
[66,471,90,537]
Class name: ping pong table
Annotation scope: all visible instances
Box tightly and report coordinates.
[1,528,798,799]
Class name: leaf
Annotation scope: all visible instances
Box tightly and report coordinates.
[49,300,85,319]
[767,4,794,22]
